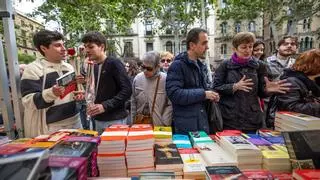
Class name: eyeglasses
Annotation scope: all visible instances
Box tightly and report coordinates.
[160,59,172,63]
[141,65,154,71]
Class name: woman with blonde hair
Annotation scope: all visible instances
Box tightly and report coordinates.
[160,51,174,73]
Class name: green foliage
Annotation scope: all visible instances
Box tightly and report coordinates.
[18,53,36,64]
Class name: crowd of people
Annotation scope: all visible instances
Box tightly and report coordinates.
[19,28,319,137]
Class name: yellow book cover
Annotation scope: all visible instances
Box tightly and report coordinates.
[29,141,56,148]
[261,147,289,159]
[154,126,172,139]
[78,129,99,137]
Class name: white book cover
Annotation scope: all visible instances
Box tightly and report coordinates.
[179,149,207,173]
[220,136,262,157]
[196,143,237,166]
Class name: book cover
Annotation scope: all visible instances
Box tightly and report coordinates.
[127,124,154,141]
[197,143,237,166]
[272,172,292,180]
[292,169,320,180]
[189,131,214,145]
[49,156,87,180]
[172,134,192,149]
[282,130,320,169]
[101,124,129,141]
[242,170,274,180]
[155,144,183,166]
[56,71,76,99]
[205,166,245,180]
[153,126,172,139]
[178,148,206,172]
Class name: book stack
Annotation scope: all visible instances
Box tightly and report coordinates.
[153,126,172,145]
[154,143,184,179]
[98,125,129,177]
[188,131,214,147]
[173,134,192,149]
[126,124,155,177]
[196,142,237,167]
[205,166,246,180]
[178,148,207,179]
[275,111,320,131]
[258,145,291,173]
[217,136,263,170]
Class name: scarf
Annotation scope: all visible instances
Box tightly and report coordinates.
[231,53,250,66]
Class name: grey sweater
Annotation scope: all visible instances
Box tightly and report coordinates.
[131,72,172,126]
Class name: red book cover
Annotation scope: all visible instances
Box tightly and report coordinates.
[272,172,292,180]
[101,124,129,141]
[0,144,28,155]
[293,169,320,180]
[178,148,199,154]
[242,170,274,179]
[127,124,154,141]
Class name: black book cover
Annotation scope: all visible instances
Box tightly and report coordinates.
[155,144,183,165]
[282,130,320,169]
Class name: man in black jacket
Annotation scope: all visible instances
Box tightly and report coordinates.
[82,31,132,134]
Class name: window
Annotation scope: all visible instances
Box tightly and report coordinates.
[165,41,173,53]
[23,40,27,47]
[166,29,172,35]
[248,21,256,32]
[235,22,241,33]
[145,20,153,36]
[146,42,153,52]
[181,40,187,52]
[303,19,307,30]
[21,30,27,37]
[33,52,36,56]
[310,38,313,49]
[24,50,28,54]
[221,44,227,55]
[30,25,34,31]
[124,41,133,57]
[270,27,273,38]
[220,22,227,35]
[221,0,227,8]
[300,38,304,51]
[287,20,293,34]
[307,19,311,30]
[304,37,309,50]
[21,20,25,26]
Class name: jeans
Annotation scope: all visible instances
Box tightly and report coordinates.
[95,117,127,135]
[77,102,90,130]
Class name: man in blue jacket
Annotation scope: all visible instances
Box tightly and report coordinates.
[166,28,219,134]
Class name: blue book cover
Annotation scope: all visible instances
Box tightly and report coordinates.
[173,134,192,148]
[189,131,214,145]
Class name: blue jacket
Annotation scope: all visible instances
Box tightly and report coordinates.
[166,52,209,134]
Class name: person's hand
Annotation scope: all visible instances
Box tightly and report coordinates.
[73,91,85,101]
[265,77,291,94]
[234,75,254,92]
[75,75,85,84]
[52,84,65,97]
[205,91,220,102]
[87,104,105,116]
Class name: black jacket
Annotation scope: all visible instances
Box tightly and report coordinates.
[93,56,132,121]
[166,52,209,134]
[213,59,268,131]
[277,69,320,117]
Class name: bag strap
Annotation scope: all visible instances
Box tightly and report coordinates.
[151,75,161,116]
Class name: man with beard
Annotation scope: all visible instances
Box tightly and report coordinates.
[166,28,219,134]
[267,36,298,80]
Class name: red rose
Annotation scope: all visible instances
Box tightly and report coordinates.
[67,48,76,56]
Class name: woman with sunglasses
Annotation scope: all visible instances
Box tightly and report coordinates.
[131,51,173,126]
[160,51,174,73]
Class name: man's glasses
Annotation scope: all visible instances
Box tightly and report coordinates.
[141,65,154,71]
[160,59,172,63]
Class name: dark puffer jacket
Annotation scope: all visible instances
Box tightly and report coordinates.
[166,52,209,134]
[277,69,320,117]
[213,59,268,131]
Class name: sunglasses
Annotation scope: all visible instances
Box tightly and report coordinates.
[141,65,154,71]
[161,59,172,63]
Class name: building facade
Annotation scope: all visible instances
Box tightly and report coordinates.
[213,0,263,68]
[14,10,44,57]
[106,8,216,66]
[264,14,320,57]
